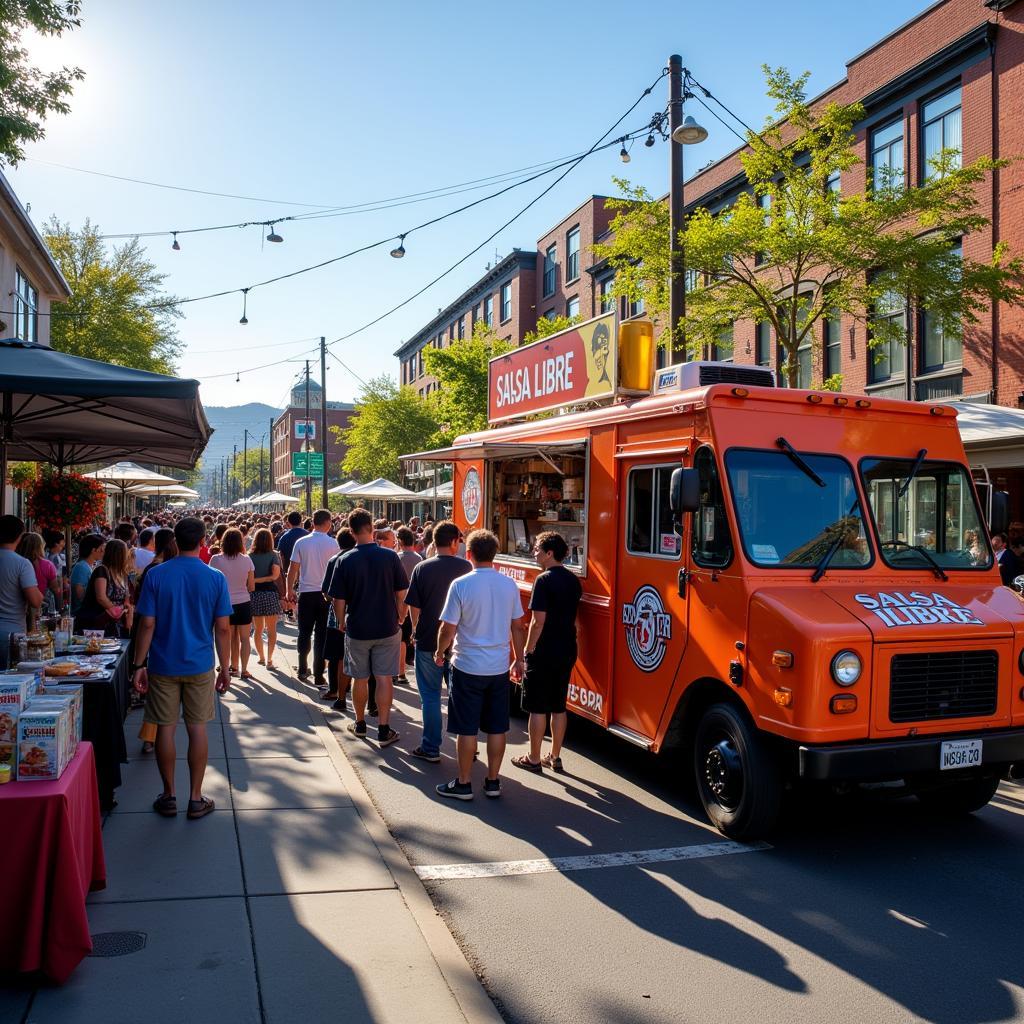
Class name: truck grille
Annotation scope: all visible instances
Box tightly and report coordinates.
[889,650,998,723]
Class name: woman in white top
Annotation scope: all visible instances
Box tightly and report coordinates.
[210,527,256,679]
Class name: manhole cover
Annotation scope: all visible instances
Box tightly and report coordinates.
[88,931,147,957]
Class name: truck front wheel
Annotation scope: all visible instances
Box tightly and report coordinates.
[694,703,781,840]
[914,773,1000,816]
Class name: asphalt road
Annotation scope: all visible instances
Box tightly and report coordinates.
[324,679,1024,1024]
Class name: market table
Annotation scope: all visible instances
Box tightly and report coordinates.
[76,642,130,811]
[0,742,106,983]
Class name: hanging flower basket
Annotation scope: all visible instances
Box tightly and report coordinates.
[26,471,106,533]
[6,462,38,490]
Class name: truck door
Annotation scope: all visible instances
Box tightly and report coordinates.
[612,460,690,740]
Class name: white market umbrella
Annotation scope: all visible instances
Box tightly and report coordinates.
[87,461,181,515]
[124,482,200,499]
[327,479,361,495]
[341,477,420,500]
[415,480,454,499]
[258,491,298,505]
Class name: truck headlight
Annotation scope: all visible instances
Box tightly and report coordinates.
[831,650,862,687]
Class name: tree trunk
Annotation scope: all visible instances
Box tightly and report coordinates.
[786,348,799,388]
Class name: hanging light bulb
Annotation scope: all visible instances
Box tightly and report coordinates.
[239,288,249,325]
[619,139,631,164]
[672,113,709,146]
[644,134,656,148]
[390,234,407,259]
[171,232,181,251]
[266,223,283,243]
[236,371,241,383]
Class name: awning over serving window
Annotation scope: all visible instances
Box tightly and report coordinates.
[401,440,586,464]
[948,402,1024,470]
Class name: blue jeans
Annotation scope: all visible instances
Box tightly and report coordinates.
[415,649,448,755]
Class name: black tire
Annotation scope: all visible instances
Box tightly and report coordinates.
[914,773,1000,815]
[694,702,782,840]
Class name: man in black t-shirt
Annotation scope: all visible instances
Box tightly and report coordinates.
[405,521,470,762]
[328,508,409,747]
[512,531,582,774]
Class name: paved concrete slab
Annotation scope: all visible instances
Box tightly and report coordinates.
[112,757,231,813]
[90,811,243,903]
[126,721,226,762]
[235,806,394,895]
[0,985,30,1022]
[29,898,259,1024]
[220,694,312,726]
[228,756,352,810]
[222,721,327,758]
[249,891,470,1024]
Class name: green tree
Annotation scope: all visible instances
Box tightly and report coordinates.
[226,449,270,494]
[0,1,83,166]
[596,67,1024,386]
[336,376,439,483]
[422,322,514,445]
[44,218,183,373]
[522,313,579,343]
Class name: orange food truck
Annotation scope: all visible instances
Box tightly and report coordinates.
[404,312,1024,838]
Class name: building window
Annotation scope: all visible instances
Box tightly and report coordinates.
[921,242,963,372]
[483,295,493,327]
[824,314,841,378]
[869,283,906,383]
[628,294,645,318]
[755,322,772,367]
[500,281,512,323]
[566,227,580,282]
[14,268,37,344]
[826,169,841,194]
[543,244,557,297]
[417,350,424,377]
[626,465,680,558]
[712,325,733,362]
[870,118,904,193]
[598,276,615,314]
[457,317,465,340]
[684,267,702,293]
[922,84,961,180]
[544,308,556,321]
[755,193,771,266]
[566,296,579,320]
[794,338,812,388]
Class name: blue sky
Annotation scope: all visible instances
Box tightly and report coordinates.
[15,0,929,409]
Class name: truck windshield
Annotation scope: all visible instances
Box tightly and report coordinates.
[725,449,870,568]
[860,458,993,570]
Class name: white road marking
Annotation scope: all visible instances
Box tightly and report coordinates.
[414,840,771,881]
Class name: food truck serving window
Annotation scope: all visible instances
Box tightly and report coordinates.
[693,446,733,568]
[860,457,993,570]
[487,443,588,572]
[725,449,869,569]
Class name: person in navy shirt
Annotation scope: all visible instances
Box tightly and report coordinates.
[133,517,233,821]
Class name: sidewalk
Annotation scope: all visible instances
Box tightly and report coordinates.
[11,625,501,1024]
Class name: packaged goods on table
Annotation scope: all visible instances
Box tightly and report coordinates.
[16,704,74,782]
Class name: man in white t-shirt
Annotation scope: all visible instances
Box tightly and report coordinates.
[287,509,338,688]
[134,528,157,572]
[434,529,525,801]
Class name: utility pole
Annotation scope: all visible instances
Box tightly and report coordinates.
[304,360,312,517]
[232,444,238,504]
[259,434,265,496]
[220,457,225,506]
[269,416,275,494]
[668,53,685,363]
[320,336,328,508]
[242,428,250,500]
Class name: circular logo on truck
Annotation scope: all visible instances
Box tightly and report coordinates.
[462,468,481,526]
[622,585,672,672]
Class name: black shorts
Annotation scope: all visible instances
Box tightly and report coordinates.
[447,666,510,736]
[521,651,576,714]
[230,601,253,626]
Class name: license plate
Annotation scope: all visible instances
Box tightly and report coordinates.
[940,739,983,771]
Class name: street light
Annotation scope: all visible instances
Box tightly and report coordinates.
[667,55,708,362]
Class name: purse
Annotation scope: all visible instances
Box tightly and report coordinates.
[273,554,287,599]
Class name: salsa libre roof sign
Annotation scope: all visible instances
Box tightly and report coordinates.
[488,313,616,424]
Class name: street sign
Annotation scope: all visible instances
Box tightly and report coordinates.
[292,451,324,477]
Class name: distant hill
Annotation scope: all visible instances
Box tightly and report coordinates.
[199,403,281,490]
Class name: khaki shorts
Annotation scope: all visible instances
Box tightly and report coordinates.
[144,670,216,726]
[344,631,402,679]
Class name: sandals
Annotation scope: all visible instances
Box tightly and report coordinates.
[541,754,564,772]
[153,793,177,817]
[187,796,215,820]
[240,670,254,680]
[512,754,543,773]
[266,661,276,670]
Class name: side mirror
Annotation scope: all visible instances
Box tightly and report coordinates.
[990,490,1010,537]
[670,467,701,521]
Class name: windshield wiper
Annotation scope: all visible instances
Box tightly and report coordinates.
[881,540,949,581]
[897,448,928,499]
[776,436,825,488]
[811,499,862,583]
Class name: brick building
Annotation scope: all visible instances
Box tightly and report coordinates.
[677,0,1024,502]
[271,379,355,494]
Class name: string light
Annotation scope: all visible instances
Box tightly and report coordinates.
[619,138,631,163]
[265,223,283,244]
[171,231,181,251]
[644,134,656,147]
[239,288,249,325]
[390,235,406,259]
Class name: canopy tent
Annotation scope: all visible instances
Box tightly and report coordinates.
[340,478,420,501]
[415,480,454,499]
[0,341,210,502]
[256,491,299,505]
[327,480,361,495]
[948,401,1024,469]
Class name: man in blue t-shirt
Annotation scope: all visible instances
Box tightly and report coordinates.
[133,517,233,821]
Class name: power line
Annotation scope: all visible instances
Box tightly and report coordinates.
[326,347,367,388]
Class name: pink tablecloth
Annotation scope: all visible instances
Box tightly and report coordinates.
[0,742,106,983]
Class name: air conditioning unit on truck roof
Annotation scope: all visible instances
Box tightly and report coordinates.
[653,360,777,394]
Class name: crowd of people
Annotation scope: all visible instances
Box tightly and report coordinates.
[0,504,584,812]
